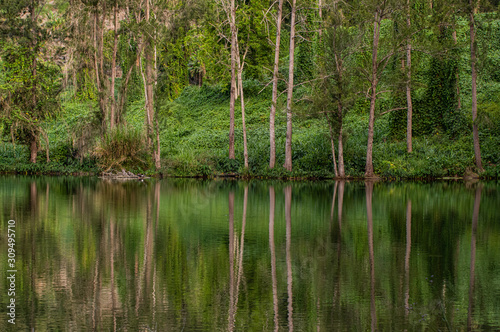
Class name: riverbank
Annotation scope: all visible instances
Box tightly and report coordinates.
[1,84,499,180]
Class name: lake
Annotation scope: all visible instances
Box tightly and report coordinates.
[1,176,499,331]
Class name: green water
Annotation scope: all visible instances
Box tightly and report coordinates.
[0,176,499,331]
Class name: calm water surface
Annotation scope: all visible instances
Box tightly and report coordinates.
[0,176,499,331]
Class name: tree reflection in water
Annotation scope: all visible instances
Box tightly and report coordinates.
[0,177,498,331]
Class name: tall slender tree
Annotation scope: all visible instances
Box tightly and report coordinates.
[468,0,484,172]
[405,0,413,153]
[284,0,297,172]
[269,0,284,169]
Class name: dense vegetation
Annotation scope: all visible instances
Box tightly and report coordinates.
[1,0,499,178]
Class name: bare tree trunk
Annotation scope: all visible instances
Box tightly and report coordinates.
[365,12,381,178]
[110,0,119,129]
[93,7,101,100]
[284,0,297,172]
[30,4,38,164]
[338,126,345,177]
[318,0,322,37]
[453,30,461,109]
[235,38,249,169]
[228,0,236,160]
[326,114,339,177]
[406,0,413,153]
[270,0,283,169]
[99,1,106,128]
[469,3,484,172]
[145,3,153,149]
[30,134,38,164]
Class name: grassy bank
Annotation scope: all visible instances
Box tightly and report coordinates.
[1,83,499,179]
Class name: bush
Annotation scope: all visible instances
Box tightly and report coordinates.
[93,126,148,172]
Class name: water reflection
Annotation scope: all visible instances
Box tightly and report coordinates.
[285,185,293,332]
[468,185,481,331]
[366,181,377,331]
[0,177,499,331]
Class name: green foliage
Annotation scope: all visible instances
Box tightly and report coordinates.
[93,126,148,172]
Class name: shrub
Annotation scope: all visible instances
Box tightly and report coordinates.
[93,126,148,172]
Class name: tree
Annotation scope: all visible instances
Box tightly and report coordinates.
[0,0,62,163]
[269,0,284,169]
[405,0,413,153]
[360,0,403,177]
[284,0,297,172]
[313,1,359,178]
[468,0,484,172]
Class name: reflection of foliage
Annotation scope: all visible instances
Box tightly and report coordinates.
[0,179,499,330]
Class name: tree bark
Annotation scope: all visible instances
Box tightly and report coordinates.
[236,46,249,169]
[326,114,339,177]
[269,0,283,169]
[337,114,345,177]
[99,1,106,127]
[110,0,119,129]
[284,0,297,172]
[29,133,38,164]
[144,0,154,151]
[365,11,381,178]
[453,30,461,109]
[228,0,237,160]
[469,3,483,172]
[406,0,413,153]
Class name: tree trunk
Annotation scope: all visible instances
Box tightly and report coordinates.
[110,0,119,129]
[236,47,249,169]
[270,0,284,169]
[99,1,106,127]
[365,12,381,178]
[453,30,461,109]
[406,0,413,153]
[228,0,237,160]
[232,5,248,169]
[326,114,339,177]
[337,110,345,177]
[284,0,297,172]
[30,4,38,164]
[469,4,483,172]
[145,0,154,151]
[30,133,38,164]
[93,6,101,98]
